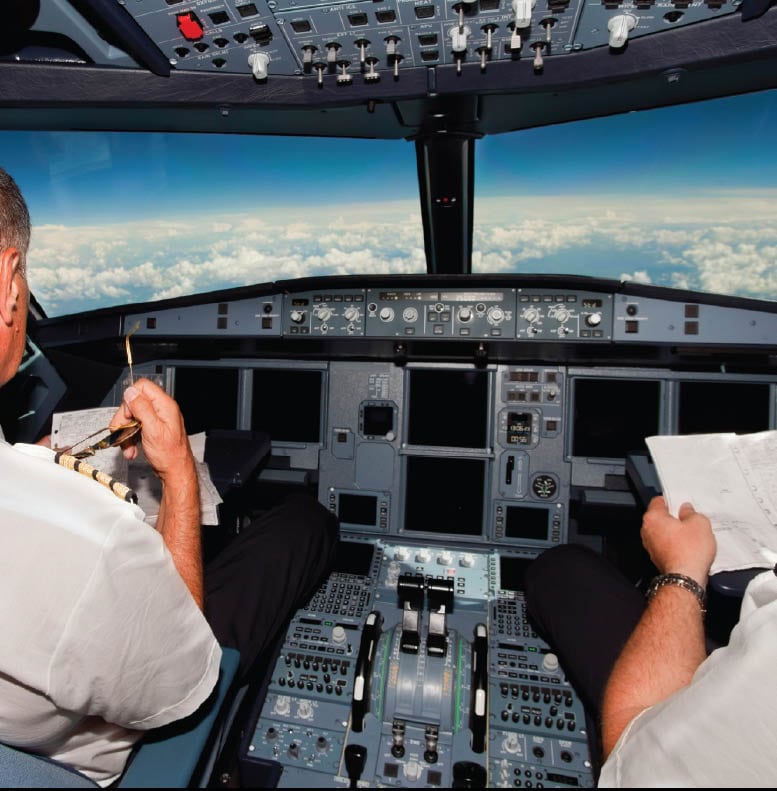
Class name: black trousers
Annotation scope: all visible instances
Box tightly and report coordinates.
[204,494,339,680]
[523,544,646,774]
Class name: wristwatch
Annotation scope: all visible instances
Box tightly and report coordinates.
[646,573,707,616]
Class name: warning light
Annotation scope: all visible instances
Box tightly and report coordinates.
[177,12,204,41]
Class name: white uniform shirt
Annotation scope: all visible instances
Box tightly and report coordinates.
[0,438,221,787]
[599,567,777,788]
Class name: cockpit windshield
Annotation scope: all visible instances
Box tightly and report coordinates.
[473,88,777,300]
[5,86,777,317]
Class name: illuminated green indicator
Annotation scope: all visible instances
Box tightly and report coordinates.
[375,637,391,720]
[454,637,464,731]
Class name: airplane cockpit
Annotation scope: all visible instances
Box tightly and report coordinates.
[2,0,777,787]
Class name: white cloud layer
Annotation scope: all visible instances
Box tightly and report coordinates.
[26,192,777,315]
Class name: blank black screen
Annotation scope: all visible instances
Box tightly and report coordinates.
[251,369,322,442]
[332,541,375,576]
[499,556,532,592]
[407,369,489,448]
[505,506,549,541]
[678,381,770,435]
[572,378,660,458]
[404,455,485,536]
[174,367,239,434]
[363,405,394,437]
[338,493,378,526]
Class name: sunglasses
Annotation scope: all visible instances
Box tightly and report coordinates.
[65,421,141,460]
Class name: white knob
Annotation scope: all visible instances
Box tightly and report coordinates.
[543,652,560,672]
[415,550,430,563]
[586,312,602,327]
[316,307,333,322]
[608,14,636,49]
[248,52,270,80]
[449,25,471,52]
[438,552,452,565]
[522,307,540,323]
[402,307,419,322]
[487,306,505,324]
[332,625,347,644]
[290,310,305,324]
[458,307,473,322]
[344,306,359,322]
[404,761,423,781]
[503,733,521,754]
[512,0,537,28]
[379,306,395,322]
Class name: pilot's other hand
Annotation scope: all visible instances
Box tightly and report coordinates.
[114,377,194,481]
[640,495,716,588]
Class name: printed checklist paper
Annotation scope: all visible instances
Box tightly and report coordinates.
[646,431,777,574]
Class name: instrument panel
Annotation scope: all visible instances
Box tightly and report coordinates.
[125,284,777,346]
[77,0,742,80]
[33,276,777,788]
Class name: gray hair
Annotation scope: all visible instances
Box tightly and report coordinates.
[0,167,31,277]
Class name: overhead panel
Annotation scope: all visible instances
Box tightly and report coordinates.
[114,0,741,82]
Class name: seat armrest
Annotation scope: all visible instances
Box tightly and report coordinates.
[118,646,241,788]
[0,743,97,788]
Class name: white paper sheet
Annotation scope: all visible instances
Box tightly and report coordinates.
[646,431,777,574]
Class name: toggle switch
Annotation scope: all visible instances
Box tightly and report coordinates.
[531,41,545,72]
[364,57,380,82]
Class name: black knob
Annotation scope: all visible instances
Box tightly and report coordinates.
[452,761,487,788]
[344,744,368,790]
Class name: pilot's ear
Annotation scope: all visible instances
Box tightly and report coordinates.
[0,246,22,326]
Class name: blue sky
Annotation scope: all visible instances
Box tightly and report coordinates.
[2,88,777,315]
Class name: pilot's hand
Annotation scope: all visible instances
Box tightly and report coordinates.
[640,495,716,588]
[113,377,195,481]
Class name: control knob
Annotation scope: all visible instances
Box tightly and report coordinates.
[379,306,395,322]
[486,306,505,325]
[586,312,602,327]
[449,25,471,52]
[458,306,473,322]
[608,14,636,49]
[316,307,333,322]
[332,625,347,644]
[402,307,419,322]
[543,652,560,672]
[290,310,305,324]
[344,306,360,322]
[521,306,541,324]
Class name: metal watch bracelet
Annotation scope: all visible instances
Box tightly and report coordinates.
[646,573,707,616]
